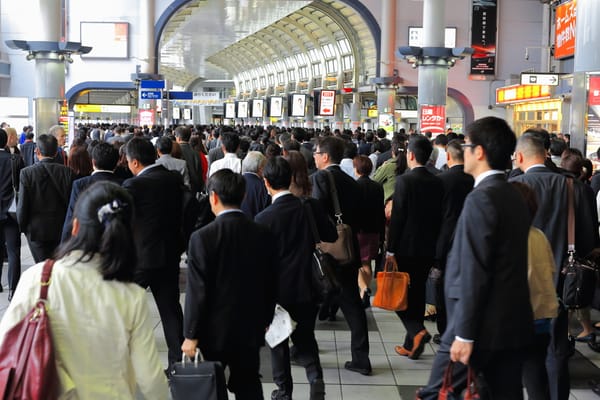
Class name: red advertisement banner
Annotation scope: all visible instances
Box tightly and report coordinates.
[420,105,446,136]
[555,0,576,60]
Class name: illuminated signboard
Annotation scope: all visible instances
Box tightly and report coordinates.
[237,101,249,118]
[319,90,336,116]
[81,22,129,59]
[555,0,576,59]
[269,97,283,118]
[420,105,446,136]
[224,103,236,119]
[495,84,552,105]
[73,104,131,113]
[251,99,264,118]
[290,94,306,117]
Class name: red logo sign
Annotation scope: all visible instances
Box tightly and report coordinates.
[420,105,446,136]
[589,76,600,106]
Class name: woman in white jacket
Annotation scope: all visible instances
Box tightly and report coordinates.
[0,181,168,399]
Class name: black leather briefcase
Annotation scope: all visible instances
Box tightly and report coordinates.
[169,351,228,400]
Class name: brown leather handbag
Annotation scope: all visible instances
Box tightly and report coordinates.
[372,258,410,311]
[318,170,356,266]
[0,259,59,400]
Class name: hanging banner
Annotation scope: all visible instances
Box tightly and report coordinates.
[420,105,446,136]
[470,0,497,77]
[588,76,600,106]
[586,76,600,163]
[554,0,576,60]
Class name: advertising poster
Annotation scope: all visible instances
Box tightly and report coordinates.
[183,108,191,120]
[291,94,306,117]
[470,0,497,77]
[172,107,180,120]
[319,90,336,116]
[555,0,576,60]
[378,113,394,134]
[224,103,236,119]
[586,76,600,165]
[420,105,446,137]
[269,97,283,118]
[237,101,248,118]
[251,99,264,118]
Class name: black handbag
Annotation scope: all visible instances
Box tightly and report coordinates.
[303,199,340,303]
[169,350,228,400]
[562,178,599,309]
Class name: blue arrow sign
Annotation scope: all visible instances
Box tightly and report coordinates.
[140,90,161,100]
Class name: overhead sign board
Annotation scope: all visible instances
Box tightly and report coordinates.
[495,84,551,105]
[318,90,336,116]
[167,91,193,100]
[408,27,457,48]
[140,80,165,89]
[520,73,560,86]
[140,90,161,100]
[555,0,576,59]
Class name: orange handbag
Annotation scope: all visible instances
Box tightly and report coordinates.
[372,258,410,311]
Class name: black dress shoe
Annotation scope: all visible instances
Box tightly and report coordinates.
[344,361,372,376]
[7,290,14,302]
[432,334,441,345]
[271,389,292,400]
[576,333,596,342]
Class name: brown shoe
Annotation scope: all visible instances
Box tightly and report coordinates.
[409,330,431,360]
[394,345,411,356]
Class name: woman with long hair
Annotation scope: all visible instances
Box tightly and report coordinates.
[0,182,168,398]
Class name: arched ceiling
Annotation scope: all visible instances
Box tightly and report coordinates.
[158,0,376,91]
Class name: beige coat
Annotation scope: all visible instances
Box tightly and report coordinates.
[0,251,168,399]
[528,227,559,320]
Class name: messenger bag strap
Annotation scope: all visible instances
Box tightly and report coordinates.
[324,169,343,224]
[566,177,575,254]
[302,199,321,245]
[41,162,69,207]
[39,259,55,301]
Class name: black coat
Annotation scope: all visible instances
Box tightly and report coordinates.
[0,150,24,220]
[184,211,277,352]
[240,172,270,219]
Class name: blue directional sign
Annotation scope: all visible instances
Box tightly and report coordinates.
[140,80,165,89]
[140,90,161,100]
[167,91,193,100]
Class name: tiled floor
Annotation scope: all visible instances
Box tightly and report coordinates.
[2,236,600,399]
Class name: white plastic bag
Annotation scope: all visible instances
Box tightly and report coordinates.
[265,304,297,348]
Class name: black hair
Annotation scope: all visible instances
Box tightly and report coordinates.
[207,169,246,207]
[407,135,433,165]
[125,137,156,166]
[343,141,358,159]
[37,134,58,157]
[175,125,192,141]
[55,181,136,282]
[0,128,6,148]
[156,136,173,155]
[523,127,551,150]
[221,132,241,153]
[466,116,516,170]
[282,139,300,152]
[434,135,449,146]
[26,132,35,140]
[92,142,119,171]
[317,136,344,164]
[292,127,307,142]
[550,138,567,157]
[263,156,292,190]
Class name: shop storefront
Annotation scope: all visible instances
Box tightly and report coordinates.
[496,84,561,135]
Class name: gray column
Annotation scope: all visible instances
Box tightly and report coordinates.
[418,0,447,107]
[334,94,344,131]
[570,0,600,152]
[375,0,397,134]
[350,93,361,131]
[139,0,156,74]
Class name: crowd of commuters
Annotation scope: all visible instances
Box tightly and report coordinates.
[0,117,599,399]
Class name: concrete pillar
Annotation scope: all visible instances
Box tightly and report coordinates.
[418,0,447,107]
[375,0,397,135]
[570,0,600,152]
[334,95,344,131]
[139,0,156,74]
[350,93,361,131]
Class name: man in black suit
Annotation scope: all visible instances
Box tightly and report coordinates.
[311,136,372,375]
[418,117,534,399]
[433,140,474,340]
[386,135,444,360]
[175,125,204,196]
[508,127,562,178]
[182,169,276,400]
[123,137,184,368]
[17,134,74,262]
[255,157,336,400]
[240,151,270,218]
[0,129,24,299]
[510,133,599,400]
[61,142,123,241]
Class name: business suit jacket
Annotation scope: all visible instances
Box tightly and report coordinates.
[17,158,74,242]
[184,211,276,353]
[311,165,361,267]
[179,143,204,195]
[61,171,124,242]
[445,174,533,350]
[255,194,336,306]
[0,150,24,220]
[240,172,271,218]
[355,175,385,235]
[19,141,36,167]
[388,166,444,260]
[123,165,184,271]
[435,165,474,268]
[156,154,190,188]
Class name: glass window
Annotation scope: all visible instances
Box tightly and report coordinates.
[308,47,322,63]
[342,55,354,70]
[259,77,266,88]
[299,66,308,80]
[312,63,322,76]
[284,56,295,69]
[295,53,307,66]
[268,74,275,86]
[277,71,285,84]
[325,59,338,74]
[287,69,296,82]
[322,43,335,58]
[337,38,351,54]
[252,78,258,89]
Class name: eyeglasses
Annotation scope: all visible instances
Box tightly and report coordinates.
[461,143,476,149]
[313,151,325,155]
